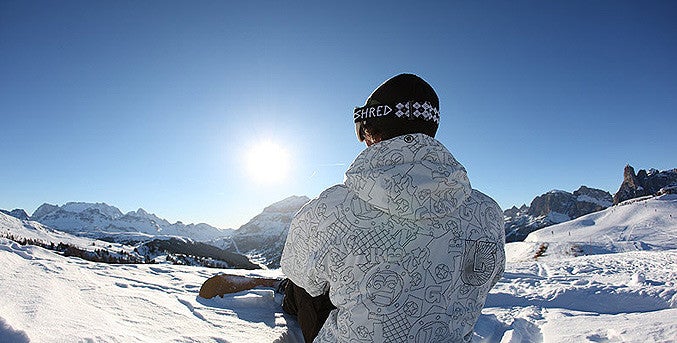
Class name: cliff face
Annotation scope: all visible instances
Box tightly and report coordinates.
[504,186,613,242]
[613,165,677,204]
[528,186,613,219]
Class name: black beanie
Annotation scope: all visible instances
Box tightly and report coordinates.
[354,73,440,124]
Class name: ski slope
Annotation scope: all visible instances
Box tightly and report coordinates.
[525,194,677,255]
[1,195,676,342]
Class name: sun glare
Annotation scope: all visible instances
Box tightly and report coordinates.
[245,140,291,184]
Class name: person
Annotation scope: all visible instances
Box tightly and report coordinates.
[280,73,505,342]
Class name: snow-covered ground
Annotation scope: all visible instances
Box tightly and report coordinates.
[0,239,301,343]
[1,195,676,342]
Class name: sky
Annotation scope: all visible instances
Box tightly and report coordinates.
[1,0,676,230]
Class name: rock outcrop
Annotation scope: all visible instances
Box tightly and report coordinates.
[0,209,30,221]
[613,165,677,204]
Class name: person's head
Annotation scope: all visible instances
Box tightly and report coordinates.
[354,73,439,146]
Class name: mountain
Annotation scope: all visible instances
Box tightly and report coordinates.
[504,186,612,242]
[141,238,259,269]
[0,208,30,220]
[4,197,310,270]
[31,202,233,243]
[504,165,676,243]
[509,193,677,261]
[613,165,677,204]
[0,211,256,269]
[1,210,145,264]
[210,195,310,268]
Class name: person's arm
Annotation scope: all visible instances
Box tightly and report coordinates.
[280,196,329,297]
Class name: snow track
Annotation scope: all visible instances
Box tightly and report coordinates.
[478,250,677,342]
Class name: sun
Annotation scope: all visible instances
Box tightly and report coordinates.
[244,140,292,184]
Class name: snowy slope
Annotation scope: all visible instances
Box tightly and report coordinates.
[1,212,256,269]
[479,194,677,341]
[1,240,675,342]
[522,194,677,260]
[1,195,676,342]
[0,239,301,342]
[0,211,139,257]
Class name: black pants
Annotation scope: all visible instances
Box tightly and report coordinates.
[281,279,336,343]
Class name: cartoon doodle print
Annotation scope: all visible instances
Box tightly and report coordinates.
[408,313,457,343]
[360,263,409,315]
[368,270,403,306]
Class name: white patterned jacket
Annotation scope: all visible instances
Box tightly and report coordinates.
[281,133,505,342]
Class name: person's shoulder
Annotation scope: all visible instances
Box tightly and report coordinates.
[296,184,350,215]
[469,189,501,211]
[319,184,350,197]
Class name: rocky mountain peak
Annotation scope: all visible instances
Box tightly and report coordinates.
[33,202,124,221]
[528,190,576,218]
[574,185,609,199]
[211,195,310,268]
[613,165,677,204]
[623,164,637,184]
[505,186,612,243]
[32,203,60,219]
[0,209,30,220]
[261,195,310,214]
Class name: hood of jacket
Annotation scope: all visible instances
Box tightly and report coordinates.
[344,133,471,221]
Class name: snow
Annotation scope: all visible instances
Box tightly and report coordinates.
[576,194,613,208]
[1,194,676,342]
[59,202,124,218]
[544,211,570,224]
[31,201,232,243]
[0,213,137,255]
[546,189,569,195]
[481,250,677,341]
[0,238,302,342]
[525,194,677,253]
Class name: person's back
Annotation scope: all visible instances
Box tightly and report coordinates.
[281,74,505,342]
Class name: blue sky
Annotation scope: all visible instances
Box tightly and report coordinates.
[1,0,675,229]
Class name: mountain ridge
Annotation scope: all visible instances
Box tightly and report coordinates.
[0,211,257,269]
[503,185,613,242]
[30,202,233,243]
[210,195,310,268]
[503,165,676,242]
[613,165,677,204]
